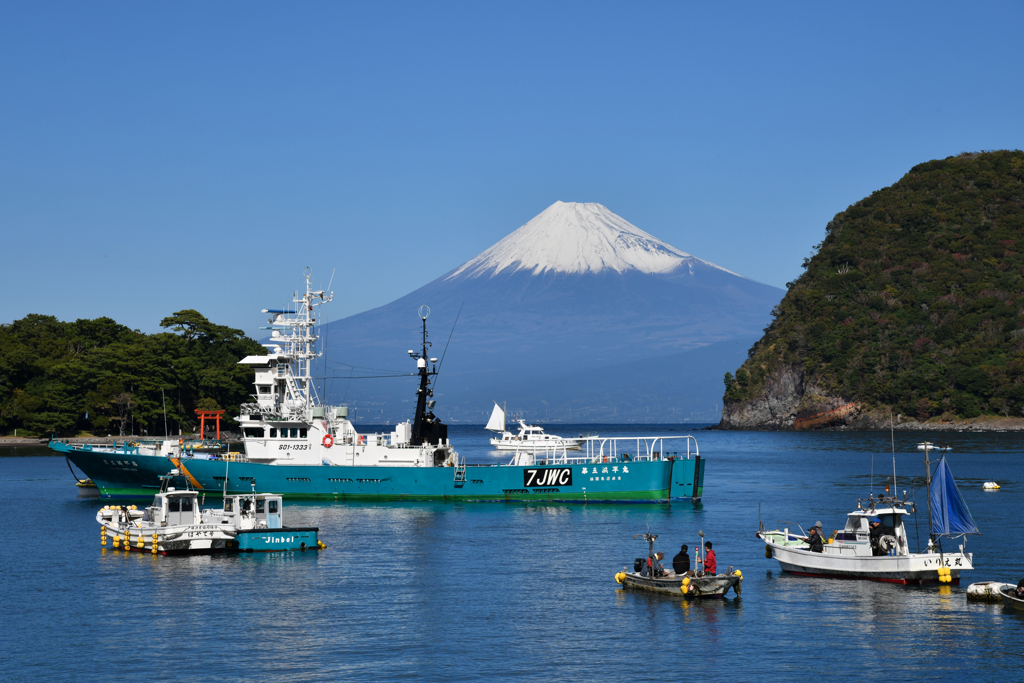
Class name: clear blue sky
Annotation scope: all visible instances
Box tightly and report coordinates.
[2,2,1022,340]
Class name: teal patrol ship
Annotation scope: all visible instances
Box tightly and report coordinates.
[52,270,706,503]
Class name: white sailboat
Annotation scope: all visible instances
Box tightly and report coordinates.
[484,402,585,451]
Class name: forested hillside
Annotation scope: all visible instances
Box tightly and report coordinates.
[722,151,1024,428]
[0,311,264,437]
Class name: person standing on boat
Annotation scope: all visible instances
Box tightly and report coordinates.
[703,542,717,575]
[672,545,691,575]
[805,522,824,553]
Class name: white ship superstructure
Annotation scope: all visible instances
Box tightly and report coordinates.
[236,269,457,469]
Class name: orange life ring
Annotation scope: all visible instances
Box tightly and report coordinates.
[322,434,334,448]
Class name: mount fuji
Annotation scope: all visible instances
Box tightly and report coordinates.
[319,201,783,423]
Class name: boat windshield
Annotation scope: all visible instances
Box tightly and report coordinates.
[878,513,902,529]
[844,517,868,532]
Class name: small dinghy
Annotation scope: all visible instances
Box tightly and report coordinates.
[982,482,1000,491]
[614,532,741,598]
[999,585,1024,611]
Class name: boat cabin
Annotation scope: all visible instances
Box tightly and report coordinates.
[830,507,911,557]
[205,493,284,530]
[141,488,200,527]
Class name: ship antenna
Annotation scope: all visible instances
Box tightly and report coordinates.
[430,302,463,394]
[890,410,897,501]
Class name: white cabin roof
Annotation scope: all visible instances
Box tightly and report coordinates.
[849,507,909,517]
[238,354,285,366]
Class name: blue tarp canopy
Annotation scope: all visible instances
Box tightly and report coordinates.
[929,455,980,536]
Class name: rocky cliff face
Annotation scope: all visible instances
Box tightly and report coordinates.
[720,364,855,429]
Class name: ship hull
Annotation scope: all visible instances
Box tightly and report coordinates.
[53,442,702,503]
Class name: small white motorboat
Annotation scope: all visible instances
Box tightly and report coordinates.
[982,482,1000,490]
[485,403,586,451]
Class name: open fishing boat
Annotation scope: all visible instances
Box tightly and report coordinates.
[614,532,742,598]
[757,442,979,584]
[999,585,1024,611]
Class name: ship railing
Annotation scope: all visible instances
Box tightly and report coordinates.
[581,435,699,462]
[507,435,699,467]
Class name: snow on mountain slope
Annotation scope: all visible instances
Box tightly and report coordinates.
[447,201,741,279]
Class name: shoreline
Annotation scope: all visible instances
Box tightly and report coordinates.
[0,435,239,448]
[718,414,1024,432]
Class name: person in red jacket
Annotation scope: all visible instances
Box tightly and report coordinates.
[703,541,717,575]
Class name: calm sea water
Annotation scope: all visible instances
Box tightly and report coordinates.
[2,425,1023,681]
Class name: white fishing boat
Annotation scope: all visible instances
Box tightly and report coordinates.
[757,442,979,585]
[97,470,322,554]
[97,470,237,554]
[485,403,585,451]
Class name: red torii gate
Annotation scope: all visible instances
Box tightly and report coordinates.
[194,409,226,440]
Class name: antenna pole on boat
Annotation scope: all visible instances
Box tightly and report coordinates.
[890,411,897,499]
[921,441,934,550]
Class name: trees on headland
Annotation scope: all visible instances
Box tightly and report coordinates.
[0,310,264,437]
[725,150,1024,422]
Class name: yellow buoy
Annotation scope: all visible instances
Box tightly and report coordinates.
[733,570,742,578]
[615,572,625,584]
[765,547,772,558]
[682,577,690,586]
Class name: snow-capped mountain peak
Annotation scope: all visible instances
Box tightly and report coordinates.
[446,201,732,279]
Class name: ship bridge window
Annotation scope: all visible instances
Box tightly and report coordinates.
[268,500,279,514]
[270,428,278,438]
[180,497,193,512]
[258,386,271,394]
[244,428,264,438]
[256,499,265,514]
[300,428,307,438]
[169,498,180,513]
[224,499,234,512]
[289,428,298,438]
